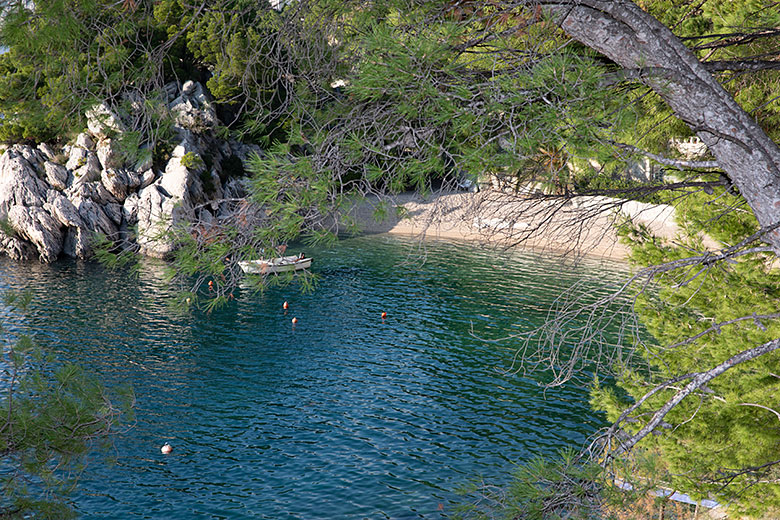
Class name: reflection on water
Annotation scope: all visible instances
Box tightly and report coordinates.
[0,236,628,519]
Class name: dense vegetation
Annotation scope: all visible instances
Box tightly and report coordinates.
[2,0,780,517]
[593,188,780,517]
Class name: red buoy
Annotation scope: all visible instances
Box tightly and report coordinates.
[292,317,298,324]
[283,301,289,310]
[381,311,387,319]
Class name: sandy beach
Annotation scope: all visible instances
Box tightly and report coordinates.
[349,190,718,262]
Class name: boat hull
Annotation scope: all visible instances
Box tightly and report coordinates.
[238,256,312,274]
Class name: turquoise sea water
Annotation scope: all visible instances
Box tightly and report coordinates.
[0,236,628,519]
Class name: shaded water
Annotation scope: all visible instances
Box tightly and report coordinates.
[0,236,628,519]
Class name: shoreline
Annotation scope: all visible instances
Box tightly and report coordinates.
[349,190,710,263]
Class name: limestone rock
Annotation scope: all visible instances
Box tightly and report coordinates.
[104,202,123,226]
[96,138,123,170]
[0,233,37,261]
[37,143,57,162]
[86,103,124,138]
[55,181,121,259]
[139,169,156,189]
[223,177,248,198]
[45,190,83,228]
[63,227,92,259]
[66,146,88,171]
[207,169,224,199]
[70,154,103,188]
[75,198,118,238]
[68,181,118,206]
[43,161,69,191]
[182,80,196,96]
[229,140,263,163]
[170,81,218,134]
[0,82,264,263]
[75,132,94,150]
[7,205,63,262]
[123,192,139,226]
[0,147,49,217]
[15,145,45,168]
[161,155,204,203]
[163,81,179,102]
[217,178,249,219]
[136,183,181,258]
[128,170,142,190]
[216,139,232,158]
[101,168,133,201]
[171,136,198,159]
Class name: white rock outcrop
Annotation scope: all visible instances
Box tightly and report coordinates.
[0,80,255,263]
[0,147,49,216]
[44,162,69,191]
[86,103,124,138]
[7,205,62,262]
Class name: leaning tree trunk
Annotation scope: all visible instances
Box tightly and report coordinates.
[543,0,780,252]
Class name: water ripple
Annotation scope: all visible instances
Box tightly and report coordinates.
[0,236,629,519]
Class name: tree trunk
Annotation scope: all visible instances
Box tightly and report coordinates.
[544,0,780,252]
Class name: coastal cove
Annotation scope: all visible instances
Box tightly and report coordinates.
[2,1,779,517]
[1,235,630,519]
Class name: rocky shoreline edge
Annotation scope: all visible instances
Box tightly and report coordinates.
[0,79,709,265]
[0,80,259,263]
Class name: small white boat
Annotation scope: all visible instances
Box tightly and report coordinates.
[238,255,312,274]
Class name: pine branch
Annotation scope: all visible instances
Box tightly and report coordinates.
[610,337,780,457]
[703,60,780,72]
[612,142,720,169]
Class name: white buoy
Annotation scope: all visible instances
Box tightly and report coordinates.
[161,443,173,454]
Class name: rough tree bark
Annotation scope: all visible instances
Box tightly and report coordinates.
[542,0,780,252]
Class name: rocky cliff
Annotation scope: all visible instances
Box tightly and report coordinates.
[0,81,259,262]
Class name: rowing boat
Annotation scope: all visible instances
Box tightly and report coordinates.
[238,255,312,274]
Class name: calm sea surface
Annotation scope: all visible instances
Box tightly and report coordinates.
[0,236,628,519]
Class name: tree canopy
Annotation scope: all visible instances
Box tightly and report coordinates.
[2,0,780,517]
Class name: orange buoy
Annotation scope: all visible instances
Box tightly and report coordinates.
[381,311,387,319]
[208,280,214,291]
[283,301,289,310]
[292,317,298,324]
[161,443,173,454]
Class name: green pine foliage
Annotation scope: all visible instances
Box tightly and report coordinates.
[454,448,609,520]
[241,0,635,218]
[0,0,288,144]
[0,0,166,142]
[594,187,780,517]
[153,0,287,135]
[616,0,780,153]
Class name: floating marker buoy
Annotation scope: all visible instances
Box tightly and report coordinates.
[185,297,191,304]
[381,311,387,319]
[161,443,173,455]
[208,280,214,291]
[292,317,298,324]
[283,301,289,310]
